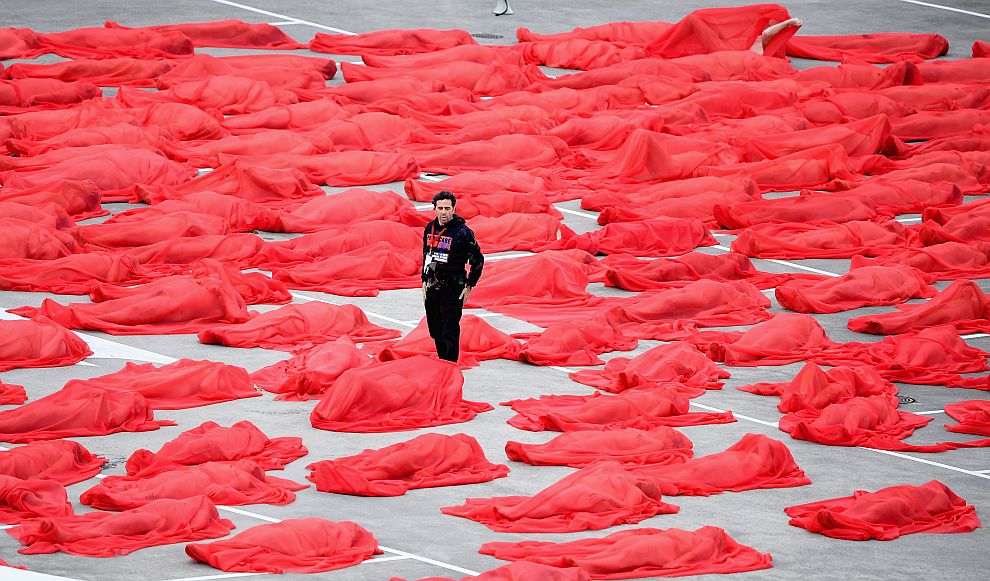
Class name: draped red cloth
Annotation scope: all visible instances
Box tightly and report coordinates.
[105,19,306,49]
[944,401,990,437]
[695,313,835,367]
[516,21,672,43]
[517,39,645,70]
[505,427,693,468]
[0,201,74,229]
[392,562,592,581]
[440,461,679,533]
[39,26,194,59]
[0,382,26,405]
[602,251,808,292]
[271,242,423,296]
[252,221,422,269]
[503,386,735,432]
[0,318,91,372]
[0,440,106,485]
[116,76,298,116]
[0,28,48,60]
[374,316,522,368]
[307,433,508,496]
[715,193,879,230]
[251,338,372,401]
[785,481,981,540]
[164,130,332,168]
[0,475,73,524]
[975,40,990,58]
[198,302,399,351]
[310,29,478,56]
[847,280,990,335]
[774,265,936,313]
[570,341,728,393]
[136,160,321,206]
[1,57,172,87]
[731,220,918,259]
[186,518,380,574]
[480,526,773,579]
[8,496,234,556]
[851,242,990,282]
[111,234,267,274]
[0,217,82,260]
[0,78,101,112]
[645,4,793,58]
[515,318,635,367]
[786,33,948,63]
[221,151,420,187]
[72,211,230,249]
[739,363,899,413]
[262,189,420,233]
[310,356,492,433]
[470,214,565,253]
[536,218,717,257]
[0,180,104,220]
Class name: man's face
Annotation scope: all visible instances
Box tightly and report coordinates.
[434,200,454,225]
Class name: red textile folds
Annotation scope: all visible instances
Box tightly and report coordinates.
[375,316,522,368]
[264,189,420,233]
[392,561,591,581]
[40,26,194,59]
[699,313,833,367]
[645,4,793,58]
[539,218,716,257]
[470,214,564,253]
[0,78,101,111]
[594,130,738,183]
[503,386,735,432]
[0,218,82,260]
[596,189,757,228]
[441,461,678,533]
[117,76,297,116]
[136,160,321,206]
[310,28,477,56]
[739,363,898,413]
[270,241,420,291]
[8,496,234,557]
[518,39,645,70]
[113,234,267,273]
[7,123,171,158]
[701,144,854,191]
[0,382,26,405]
[361,44,514,69]
[774,266,936,313]
[10,277,252,335]
[79,460,307,511]
[251,338,373,401]
[227,151,420,187]
[793,61,919,90]
[480,526,773,579]
[1,58,172,87]
[975,40,989,58]
[0,474,72,524]
[64,359,258,410]
[221,99,353,133]
[715,194,878,230]
[72,211,230,249]
[505,427,694,468]
[0,28,47,60]
[310,356,492,433]
[126,420,306,478]
[919,209,990,247]
[0,250,137,294]
[307,432,508,496]
[516,318,636,367]
[0,384,174,443]
[198,302,399,351]
[816,181,961,217]
[517,21,672,43]
[405,168,582,204]
[731,220,918,259]
[737,115,895,161]
[785,481,980,540]
[186,518,380,574]
[253,221,422,269]
[847,280,990,335]
[851,242,990,282]
[0,318,91,372]
[0,440,106,486]
[786,33,947,63]
[570,341,729,393]
[581,177,755,212]
[105,19,305,49]
[0,180,104,220]
[165,131,332,168]
[944,401,990,437]
[408,134,571,174]
[602,251,808,292]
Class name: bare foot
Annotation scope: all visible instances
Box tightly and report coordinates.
[750,17,804,54]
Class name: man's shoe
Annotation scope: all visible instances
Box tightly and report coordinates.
[492,0,513,16]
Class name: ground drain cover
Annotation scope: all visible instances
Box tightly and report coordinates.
[898,396,917,405]
[472,32,505,39]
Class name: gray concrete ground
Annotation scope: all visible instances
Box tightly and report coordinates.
[1,1,989,580]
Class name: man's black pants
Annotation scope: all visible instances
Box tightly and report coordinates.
[425,282,464,362]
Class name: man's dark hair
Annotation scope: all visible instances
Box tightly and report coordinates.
[432,190,456,207]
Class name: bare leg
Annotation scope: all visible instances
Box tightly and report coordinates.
[750,17,803,54]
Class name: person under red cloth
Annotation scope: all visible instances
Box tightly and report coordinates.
[645,4,800,59]
[944,401,990,437]
[975,40,990,58]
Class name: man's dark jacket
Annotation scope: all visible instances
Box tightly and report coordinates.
[421,215,484,287]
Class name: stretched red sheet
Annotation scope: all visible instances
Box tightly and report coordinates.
[0,318,91,372]
[715,193,879,230]
[225,151,420,187]
[697,313,834,367]
[603,251,812,292]
[538,218,716,257]
[731,220,918,259]
[919,210,990,247]
[774,265,936,313]
[517,21,672,43]
[645,4,793,58]
[786,33,948,63]
[516,318,636,367]
[470,214,565,253]
[264,189,420,233]
[0,218,82,260]
[1,57,172,87]
[307,432,508,496]
[0,78,101,111]
[570,341,729,393]
[847,280,990,335]
[165,130,333,168]
[311,28,477,56]
[851,242,990,282]
[39,26,194,59]
[72,211,230,249]
[503,386,735,432]
[0,440,106,485]
[785,480,980,540]
[480,526,773,579]
[253,220,422,269]
[117,75,298,116]
[505,427,693,469]
[105,19,306,49]
[408,134,571,174]
[136,160,320,206]
[0,475,72,524]
[271,242,423,296]
[393,561,592,581]
[739,363,899,413]
[375,316,522,368]
[441,461,678,533]
[113,234,267,274]
[310,356,492,433]
[0,180,104,221]
[944,401,990,437]
[198,302,399,351]
[8,496,234,557]
[186,518,380,574]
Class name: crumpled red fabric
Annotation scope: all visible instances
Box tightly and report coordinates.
[0,78,101,112]
[116,75,297,116]
[0,474,72,524]
[391,561,592,581]
[0,317,92,372]
[505,427,693,468]
[785,480,980,540]
[0,440,105,485]
[570,341,728,393]
[8,496,234,557]
[0,253,143,295]
[310,356,492,433]
[944,401,990,437]
[0,381,26,405]
[731,220,918,259]
[37,26,194,59]
[3,57,169,87]
[774,265,936,313]
[186,518,380,574]
[786,33,948,63]
[373,316,522,368]
[715,192,880,230]
[262,189,421,233]
[441,461,678,533]
[72,211,231,249]
[851,242,990,282]
[847,279,990,335]
[271,241,423,296]
[307,432,508,496]
[0,179,104,220]
[470,213,565,253]
[0,217,82,260]
[602,251,810,292]
[515,317,635,367]
[105,19,306,49]
[739,363,899,413]
[225,151,420,187]
[645,4,793,58]
[252,220,422,269]
[536,218,716,257]
[136,160,320,206]
[693,313,835,366]
[311,28,477,56]
[251,337,373,401]
[102,192,271,233]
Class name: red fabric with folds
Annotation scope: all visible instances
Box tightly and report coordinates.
[0,180,104,220]
[263,189,419,233]
[0,475,73,524]
[944,401,990,436]
[0,440,106,485]
[570,341,728,393]
[7,496,234,557]
[0,382,26,405]
[311,28,477,56]
[116,76,297,116]
[0,318,92,372]
[225,151,420,187]
[271,241,423,296]
[538,218,716,257]
[0,78,101,111]
[0,218,82,260]
[785,480,980,540]
[975,40,989,58]
[0,254,143,295]
[307,432,508,496]
[440,461,679,533]
[516,318,635,367]
[470,214,564,253]
[645,4,792,58]
[375,316,522,368]
[480,526,773,579]
[39,26,194,59]
[1,57,173,87]
[253,221,422,269]
[847,280,990,335]
[739,362,899,413]
[393,561,592,581]
[137,161,321,206]
[185,518,380,574]
[774,265,936,313]
[165,131,332,168]
[0,201,73,229]
[715,194,879,230]
[731,220,918,259]
[851,242,990,282]
[698,313,834,367]
[115,234,266,273]
[310,356,492,432]
[603,251,814,292]
[0,27,48,60]
[505,427,693,468]
[105,19,306,49]
[72,211,230,249]
[251,337,372,401]
[786,33,948,63]
[517,21,672,43]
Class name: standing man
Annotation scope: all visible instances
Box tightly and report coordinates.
[422,190,484,362]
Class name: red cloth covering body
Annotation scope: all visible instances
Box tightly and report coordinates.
[503,386,735,432]
[731,220,918,259]
[271,241,423,296]
[537,218,717,257]
[310,356,492,433]
[645,4,793,58]
[116,76,298,116]
[374,316,522,368]
[0,318,91,372]
[441,461,678,533]
[786,33,948,63]
[0,382,26,405]
[944,401,990,437]
[126,420,306,478]
[37,26,194,59]
[0,440,106,485]
[470,214,565,253]
[71,211,230,249]
[516,21,673,43]
[0,474,72,523]
[696,313,834,367]
[198,302,399,351]
[103,192,271,233]
[480,526,773,579]
[714,193,879,230]
[602,251,811,292]
[0,78,101,111]
[262,189,420,233]
[112,234,267,274]
[105,19,306,49]
[307,432,508,496]
[570,341,728,393]
[975,40,989,58]
[0,217,82,260]
[0,180,105,220]
[136,161,320,206]
[0,253,143,295]
[847,280,990,335]
[186,518,380,574]
[392,562,592,581]
[515,318,636,367]
[774,265,936,313]
[224,151,420,187]
[851,242,990,282]
[311,28,477,56]
[251,337,373,401]
[8,496,234,557]
[739,363,899,413]
[785,481,980,540]
[252,221,422,269]
[505,427,693,468]
[1,57,173,87]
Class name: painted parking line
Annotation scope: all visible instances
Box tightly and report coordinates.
[894,0,990,19]
[289,291,415,328]
[203,0,357,33]
[914,410,948,415]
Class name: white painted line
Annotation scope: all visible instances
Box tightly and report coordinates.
[894,0,990,18]
[556,207,599,220]
[487,253,534,262]
[549,365,575,373]
[0,524,17,530]
[976,469,990,474]
[415,204,433,210]
[160,573,265,581]
[289,292,415,328]
[895,217,922,223]
[267,20,302,26]
[866,448,990,479]
[689,401,780,428]
[962,333,989,340]
[204,0,358,33]
[711,244,840,277]
[215,505,280,523]
[472,312,504,318]
[913,410,947,415]
[364,555,414,564]
[420,175,445,182]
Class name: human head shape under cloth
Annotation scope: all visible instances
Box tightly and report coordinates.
[432,190,456,226]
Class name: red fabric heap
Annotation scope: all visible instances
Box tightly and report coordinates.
[0,474,73,523]
[80,459,308,511]
[538,218,717,257]
[975,40,989,58]
[505,427,693,468]
[374,316,522,368]
[570,341,728,393]
[944,401,990,437]
[0,440,106,485]
[602,251,809,292]
[113,234,267,275]
[516,318,635,367]
[0,218,82,260]
[695,313,834,366]
[731,220,918,259]
[739,362,899,413]
[198,302,400,350]
[310,356,492,433]
[774,265,936,313]
[0,317,91,372]
[72,211,231,249]
[307,432,509,496]
[251,337,373,401]
[0,381,26,405]
[0,253,144,295]
[714,192,880,230]
[1,57,173,88]
[136,160,321,206]
[105,19,306,49]
[0,78,101,112]
[503,385,735,432]
[271,241,424,296]
[786,33,948,63]
[262,189,421,233]
[441,461,678,533]
[0,180,104,221]
[222,151,420,188]
[645,4,793,58]
[186,518,380,574]
[102,192,272,234]
[311,28,478,56]
[480,526,773,579]
[785,480,981,540]
[8,496,234,556]
[847,280,990,335]
[125,420,307,478]
[851,242,990,282]
[252,220,422,269]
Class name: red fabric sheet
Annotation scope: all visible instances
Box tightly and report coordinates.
[0,382,26,405]
[0,475,72,524]
[72,211,231,249]
[602,251,812,292]
[116,76,298,116]
[112,234,267,274]
[375,316,522,368]
[645,4,793,58]
[944,401,990,437]
[785,480,980,540]
[271,241,423,296]
[715,193,879,230]
[263,189,420,233]
[136,160,321,206]
[786,33,948,63]
[0,78,101,112]
[39,26,194,59]
[307,432,508,496]
[516,318,636,367]
[253,220,422,269]
[774,265,936,313]
[516,21,672,44]
[311,28,477,56]
[571,341,728,394]
[222,151,420,187]
[0,440,106,485]
[310,356,492,433]
[847,280,990,335]
[731,220,918,259]
[0,317,92,372]
[696,313,834,367]
[440,461,679,533]
[1,57,173,87]
[0,180,105,221]
[251,337,373,401]
[0,217,82,260]
[8,496,234,557]
[851,241,990,282]
[537,218,717,257]
[186,518,380,574]
[975,40,989,58]
[739,362,899,413]
[505,427,693,468]
[105,19,306,49]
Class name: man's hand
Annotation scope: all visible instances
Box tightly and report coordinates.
[422,283,427,302]
[459,286,473,303]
